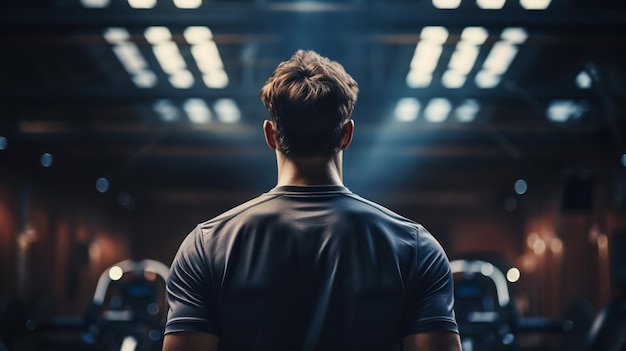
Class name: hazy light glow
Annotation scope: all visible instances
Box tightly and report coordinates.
[96,178,110,193]
[576,71,592,89]
[105,28,157,88]
[394,98,421,122]
[109,266,124,281]
[474,27,526,89]
[169,70,195,89]
[547,100,586,122]
[214,99,241,123]
[520,0,551,9]
[145,26,172,45]
[184,26,213,44]
[506,268,521,282]
[442,28,487,89]
[455,99,480,122]
[421,26,449,44]
[501,27,528,45]
[448,43,480,74]
[621,154,626,167]
[127,0,156,8]
[186,27,229,89]
[153,99,181,122]
[407,27,448,89]
[424,98,451,123]
[482,42,518,74]
[461,27,489,45]
[527,232,539,248]
[41,153,53,168]
[475,70,501,88]
[132,71,157,88]
[514,179,527,195]
[532,238,546,255]
[120,336,137,351]
[0,137,7,150]
[550,238,563,253]
[146,27,194,89]
[441,70,466,88]
[432,0,462,9]
[174,0,202,8]
[184,98,212,124]
[81,0,110,8]
[477,0,506,9]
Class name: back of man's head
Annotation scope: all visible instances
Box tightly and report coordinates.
[260,50,359,158]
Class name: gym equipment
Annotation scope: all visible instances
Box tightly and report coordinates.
[28,259,170,351]
[452,259,572,351]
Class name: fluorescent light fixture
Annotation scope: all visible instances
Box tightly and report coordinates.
[520,0,551,9]
[203,71,229,89]
[576,71,592,89]
[476,0,506,9]
[174,0,202,8]
[132,70,158,88]
[441,70,466,88]
[81,0,109,8]
[153,42,187,74]
[475,70,501,88]
[420,26,449,45]
[424,98,451,123]
[482,42,518,75]
[186,26,229,89]
[153,99,181,122]
[127,0,156,8]
[146,26,195,89]
[546,100,586,122]
[455,99,480,122]
[169,70,195,89]
[461,27,489,45]
[432,0,462,9]
[104,28,130,44]
[191,43,225,71]
[105,29,158,89]
[184,98,212,124]
[473,27,525,89]
[448,42,480,75]
[442,27,485,89]
[394,98,421,122]
[214,99,241,123]
[145,26,172,45]
[406,71,433,88]
[113,44,147,72]
[501,27,528,44]
[406,27,448,89]
[184,26,214,44]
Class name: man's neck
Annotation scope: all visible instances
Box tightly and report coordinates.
[275,152,344,186]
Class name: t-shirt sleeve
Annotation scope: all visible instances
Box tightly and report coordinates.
[401,225,459,336]
[165,225,220,336]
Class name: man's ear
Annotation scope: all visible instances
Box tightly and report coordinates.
[263,120,278,151]
[340,119,354,151]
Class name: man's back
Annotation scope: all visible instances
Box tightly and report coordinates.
[166,185,457,351]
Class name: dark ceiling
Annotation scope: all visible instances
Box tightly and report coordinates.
[1,0,626,216]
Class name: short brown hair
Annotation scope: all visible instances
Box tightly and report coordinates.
[260,50,359,157]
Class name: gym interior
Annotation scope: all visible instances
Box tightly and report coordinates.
[1,0,626,350]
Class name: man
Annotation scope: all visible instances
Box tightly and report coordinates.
[163,50,461,351]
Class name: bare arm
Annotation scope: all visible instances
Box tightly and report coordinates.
[403,330,462,351]
[162,332,219,351]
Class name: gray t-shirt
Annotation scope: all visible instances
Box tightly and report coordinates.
[165,185,458,351]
